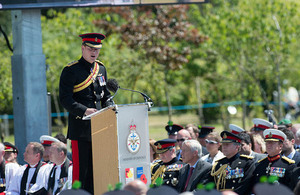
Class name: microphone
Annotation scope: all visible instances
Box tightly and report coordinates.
[106,79,153,106]
[105,79,120,104]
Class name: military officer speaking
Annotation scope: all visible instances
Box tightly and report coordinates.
[151,139,184,189]
[251,129,296,190]
[210,131,255,195]
[59,33,113,193]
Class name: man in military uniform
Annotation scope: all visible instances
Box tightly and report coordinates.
[151,139,184,189]
[59,33,113,193]
[165,122,183,140]
[210,131,255,195]
[251,129,296,190]
[198,126,215,156]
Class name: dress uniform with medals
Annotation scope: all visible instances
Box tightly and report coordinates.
[251,129,296,190]
[59,33,113,193]
[151,139,184,189]
[210,131,255,195]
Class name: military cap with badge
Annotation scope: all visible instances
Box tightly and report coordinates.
[198,126,215,138]
[3,142,18,154]
[79,33,105,49]
[229,124,245,135]
[165,121,183,136]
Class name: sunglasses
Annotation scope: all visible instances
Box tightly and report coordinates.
[176,138,187,142]
[205,139,218,144]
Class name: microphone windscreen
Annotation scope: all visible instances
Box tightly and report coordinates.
[107,79,119,93]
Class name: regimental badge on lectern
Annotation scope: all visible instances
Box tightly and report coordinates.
[127,124,141,153]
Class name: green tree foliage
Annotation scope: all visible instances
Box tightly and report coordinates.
[93,5,207,120]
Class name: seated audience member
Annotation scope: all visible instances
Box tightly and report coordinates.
[176,140,211,192]
[123,179,147,195]
[197,126,215,156]
[4,142,19,164]
[46,142,72,194]
[185,124,198,140]
[149,139,159,163]
[0,143,19,192]
[40,135,60,163]
[252,133,266,154]
[278,119,293,130]
[280,128,300,165]
[251,129,296,190]
[252,118,273,138]
[55,133,72,161]
[201,132,224,164]
[165,122,183,140]
[7,142,52,194]
[239,132,266,162]
[176,129,192,161]
[151,139,184,188]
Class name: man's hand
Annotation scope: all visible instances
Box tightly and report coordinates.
[84,108,98,116]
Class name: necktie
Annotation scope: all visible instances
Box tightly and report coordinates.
[183,167,194,192]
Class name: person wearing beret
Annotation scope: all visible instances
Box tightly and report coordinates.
[151,139,184,189]
[251,129,296,191]
[210,131,255,195]
[165,123,183,140]
[198,126,215,156]
[59,33,113,193]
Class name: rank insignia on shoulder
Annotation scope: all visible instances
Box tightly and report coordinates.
[282,156,295,164]
[95,60,104,66]
[152,159,162,164]
[257,157,267,163]
[240,154,254,159]
[66,61,78,67]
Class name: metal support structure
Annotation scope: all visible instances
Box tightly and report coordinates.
[11,9,48,164]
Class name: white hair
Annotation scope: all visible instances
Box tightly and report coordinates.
[0,143,4,152]
[183,140,202,158]
[296,129,300,138]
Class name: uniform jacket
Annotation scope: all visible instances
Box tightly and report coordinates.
[151,158,185,189]
[176,159,212,192]
[252,155,296,190]
[210,153,255,195]
[59,57,112,141]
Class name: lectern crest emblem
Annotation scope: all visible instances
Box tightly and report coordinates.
[127,124,141,153]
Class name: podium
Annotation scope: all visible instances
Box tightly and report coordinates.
[89,103,151,194]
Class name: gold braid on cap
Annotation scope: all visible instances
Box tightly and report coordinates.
[151,165,166,184]
[211,163,228,190]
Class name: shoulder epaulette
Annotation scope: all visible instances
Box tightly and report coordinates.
[240,154,254,159]
[257,157,268,163]
[66,61,78,67]
[215,157,226,162]
[95,60,104,66]
[282,156,295,164]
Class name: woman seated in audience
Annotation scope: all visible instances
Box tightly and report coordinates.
[252,133,266,154]
[149,138,159,163]
[201,132,224,164]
